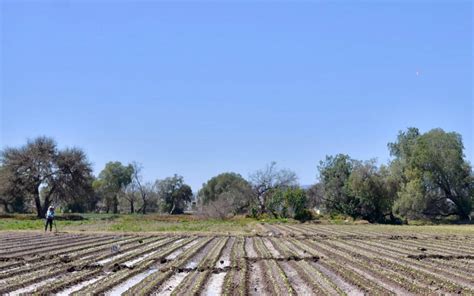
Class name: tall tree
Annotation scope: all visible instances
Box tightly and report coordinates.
[94,162,133,214]
[0,137,94,217]
[317,154,357,217]
[156,174,192,214]
[390,128,473,220]
[306,183,325,209]
[249,162,298,215]
[130,162,151,214]
[198,172,253,214]
[0,165,26,213]
[122,182,139,214]
[346,160,394,222]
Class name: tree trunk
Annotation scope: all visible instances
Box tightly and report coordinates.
[141,195,147,214]
[41,199,51,218]
[113,195,119,214]
[130,200,134,214]
[458,211,471,221]
[41,185,55,218]
[259,197,266,215]
[34,186,43,218]
[170,202,176,215]
[2,201,10,213]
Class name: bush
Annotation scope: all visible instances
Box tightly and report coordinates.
[200,198,235,219]
[294,209,313,222]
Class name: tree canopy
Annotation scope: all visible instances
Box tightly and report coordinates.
[156,174,192,214]
[93,161,133,214]
[390,128,473,220]
[1,128,471,222]
[0,137,94,217]
[198,172,253,215]
[249,162,298,215]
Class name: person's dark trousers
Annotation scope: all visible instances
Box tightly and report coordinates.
[45,218,53,231]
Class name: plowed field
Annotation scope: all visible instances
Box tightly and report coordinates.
[1,225,473,295]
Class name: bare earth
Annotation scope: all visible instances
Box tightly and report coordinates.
[0,224,473,295]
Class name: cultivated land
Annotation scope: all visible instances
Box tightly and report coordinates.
[0,223,473,295]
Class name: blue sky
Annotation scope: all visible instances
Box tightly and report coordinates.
[1,1,472,190]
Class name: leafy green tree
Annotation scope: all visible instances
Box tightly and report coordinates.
[198,172,253,214]
[285,188,312,222]
[317,154,358,217]
[0,137,94,217]
[94,162,133,214]
[389,128,473,220]
[346,160,394,222]
[156,174,192,214]
[266,188,312,222]
[0,165,26,213]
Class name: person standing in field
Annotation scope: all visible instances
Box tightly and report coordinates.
[45,206,55,232]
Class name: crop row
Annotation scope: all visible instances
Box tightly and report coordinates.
[0,231,472,295]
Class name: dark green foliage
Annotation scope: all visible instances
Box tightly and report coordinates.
[346,161,395,222]
[317,154,357,216]
[0,137,94,217]
[266,187,313,222]
[390,128,473,220]
[198,172,253,215]
[318,155,396,223]
[94,162,134,214]
[156,174,193,214]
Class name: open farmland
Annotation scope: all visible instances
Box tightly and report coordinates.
[0,225,473,295]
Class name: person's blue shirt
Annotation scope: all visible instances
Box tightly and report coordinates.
[46,210,55,219]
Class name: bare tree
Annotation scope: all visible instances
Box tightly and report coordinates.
[200,192,235,219]
[249,162,298,214]
[306,183,325,209]
[131,162,151,214]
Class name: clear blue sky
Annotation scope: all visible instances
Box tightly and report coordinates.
[1,1,472,190]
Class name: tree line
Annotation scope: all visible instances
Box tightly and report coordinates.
[1,127,472,222]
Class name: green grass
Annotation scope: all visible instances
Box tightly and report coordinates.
[0,218,94,230]
[0,213,265,234]
[1,213,472,235]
